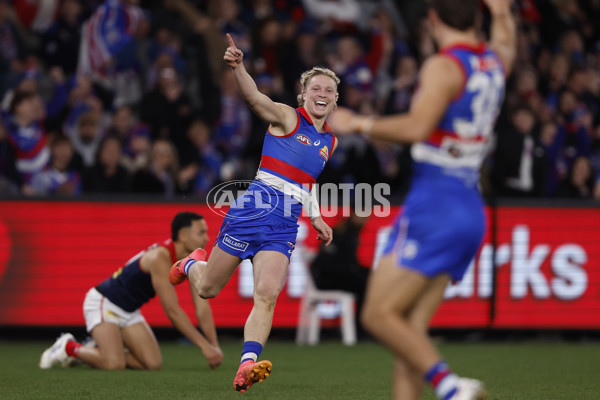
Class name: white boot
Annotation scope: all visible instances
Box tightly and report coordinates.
[39,333,75,369]
[451,378,487,400]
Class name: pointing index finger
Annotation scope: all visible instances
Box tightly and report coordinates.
[226,33,238,51]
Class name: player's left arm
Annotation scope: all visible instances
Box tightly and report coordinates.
[328,55,462,143]
[190,284,219,347]
[148,249,223,369]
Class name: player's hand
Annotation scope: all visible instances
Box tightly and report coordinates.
[328,107,359,135]
[202,344,224,370]
[223,33,243,68]
[483,0,512,15]
[312,216,333,246]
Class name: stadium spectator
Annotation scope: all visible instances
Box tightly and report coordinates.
[140,67,194,157]
[4,90,50,189]
[40,0,84,76]
[178,118,223,196]
[66,111,104,168]
[0,0,29,97]
[77,0,146,107]
[250,16,284,76]
[382,55,418,115]
[492,106,548,197]
[81,135,131,193]
[0,0,596,201]
[131,138,179,196]
[29,135,80,196]
[39,212,223,370]
[279,18,324,96]
[213,67,252,161]
[0,115,20,193]
[557,155,596,199]
[107,105,152,170]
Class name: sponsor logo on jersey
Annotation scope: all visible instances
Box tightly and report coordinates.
[313,140,320,146]
[222,234,249,252]
[295,134,311,145]
[319,145,329,160]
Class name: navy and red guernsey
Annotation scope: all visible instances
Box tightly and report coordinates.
[95,239,178,312]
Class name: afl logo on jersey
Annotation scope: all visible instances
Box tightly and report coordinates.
[295,134,311,146]
[319,145,329,160]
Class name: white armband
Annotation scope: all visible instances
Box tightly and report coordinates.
[304,185,321,221]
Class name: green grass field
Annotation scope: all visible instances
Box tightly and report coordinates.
[1,338,599,399]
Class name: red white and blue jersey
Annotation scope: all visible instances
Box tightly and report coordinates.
[95,239,177,312]
[256,107,336,201]
[4,113,50,184]
[411,43,505,186]
[384,43,505,282]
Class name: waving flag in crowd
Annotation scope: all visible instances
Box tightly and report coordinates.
[77,0,144,80]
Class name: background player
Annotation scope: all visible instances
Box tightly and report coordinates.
[328,0,515,399]
[169,33,338,392]
[39,212,223,370]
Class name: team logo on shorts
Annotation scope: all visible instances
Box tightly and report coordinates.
[402,240,419,260]
[222,234,249,252]
[104,309,119,321]
[319,145,329,160]
[295,134,311,145]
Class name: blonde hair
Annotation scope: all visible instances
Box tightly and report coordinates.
[296,67,340,107]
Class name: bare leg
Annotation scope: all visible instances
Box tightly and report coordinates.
[78,322,127,369]
[393,359,424,400]
[189,245,241,299]
[361,254,449,375]
[121,321,162,370]
[245,251,289,344]
[392,272,449,399]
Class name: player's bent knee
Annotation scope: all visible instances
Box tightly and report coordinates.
[360,309,376,332]
[197,284,219,299]
[143,360,162,371]
[102,358,127,370]
[253,292,278,311]
[253,282,280,305]
[360,303,384,333]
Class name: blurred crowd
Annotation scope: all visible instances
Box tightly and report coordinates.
[0,0,598,201]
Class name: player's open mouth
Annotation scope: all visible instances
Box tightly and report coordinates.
[315,101,327,109]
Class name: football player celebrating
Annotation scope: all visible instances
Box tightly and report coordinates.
[328,0,515,399]
[170,33,338,393]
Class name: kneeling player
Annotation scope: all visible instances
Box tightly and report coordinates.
[39,212,223,370]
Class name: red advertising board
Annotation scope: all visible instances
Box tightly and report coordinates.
[0,201,598,329]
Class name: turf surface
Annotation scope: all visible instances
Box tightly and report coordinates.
[1,339,599,399]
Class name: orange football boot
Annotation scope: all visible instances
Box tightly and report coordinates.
[233,359,273,393]
[169,248,207,285]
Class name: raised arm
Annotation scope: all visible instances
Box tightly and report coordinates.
[328,55,462,143]
[224,34,297,135]
[484,0,516,76]
[147,249,223,369]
